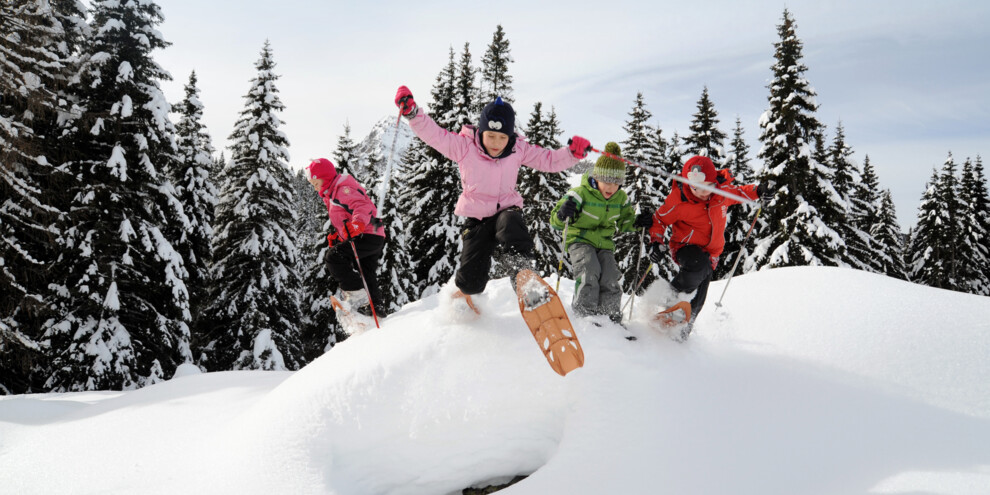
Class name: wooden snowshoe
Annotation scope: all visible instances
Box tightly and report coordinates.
[655,301,692,328]
[515,269,585,376]
[654,300,694,342]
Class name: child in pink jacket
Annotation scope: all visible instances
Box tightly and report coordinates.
[394,86,591,306]
[307,158,387,316]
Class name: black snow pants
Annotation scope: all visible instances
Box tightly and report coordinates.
[327,234,386,315]
[456,207,535,295]
[671,244,714,320]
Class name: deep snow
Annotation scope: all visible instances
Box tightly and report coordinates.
[2,267,989,494]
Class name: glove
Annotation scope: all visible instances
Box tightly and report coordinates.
[567,136,591,159]
[339,220,366,241]
[649,243,667,264]
[634,210,653,229]
[557,198,579,222]
[326,231,339,248]
[716,169,732,185]
[395,86,418,117]
[757,181,775,201]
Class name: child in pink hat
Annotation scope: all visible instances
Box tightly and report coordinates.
[307,158,386,316]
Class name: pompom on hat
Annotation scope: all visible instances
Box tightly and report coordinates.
[307,158,337,181]
[682,155,717,183]
[591,142,627,185]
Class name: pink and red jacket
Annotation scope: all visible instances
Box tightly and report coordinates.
[407,112,581,220]
[318,174,386,238]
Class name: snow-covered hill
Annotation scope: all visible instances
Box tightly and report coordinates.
[2,267,989,495]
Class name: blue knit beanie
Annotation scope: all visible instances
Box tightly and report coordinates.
[479,97,515,136]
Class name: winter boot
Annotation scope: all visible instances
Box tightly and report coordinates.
[341,289,369,311]
[672,317,696,343]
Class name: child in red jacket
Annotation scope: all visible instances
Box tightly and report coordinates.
[633,155,771,340]
[307,158,387,317]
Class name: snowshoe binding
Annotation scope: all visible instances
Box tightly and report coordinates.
[330,290,376,335]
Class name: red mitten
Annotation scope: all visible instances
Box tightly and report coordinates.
[568,136,591,159]
[395,86,417,117]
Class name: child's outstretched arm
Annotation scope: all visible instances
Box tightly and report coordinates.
[518,136,591,174]
[395,85,471,163]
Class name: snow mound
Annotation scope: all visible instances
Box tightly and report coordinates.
[2,267,990,494]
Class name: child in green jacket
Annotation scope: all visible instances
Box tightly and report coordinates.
[550,142,638,323]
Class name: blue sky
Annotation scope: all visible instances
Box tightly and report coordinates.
[154,0,990,230]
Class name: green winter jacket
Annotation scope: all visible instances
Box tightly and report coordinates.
[550,173,637,252]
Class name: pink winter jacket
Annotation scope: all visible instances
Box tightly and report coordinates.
[318,174,386,238]
[408,112,581,220]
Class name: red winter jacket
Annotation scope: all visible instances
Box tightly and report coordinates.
[318,174,386,239]
[648,171,758,262]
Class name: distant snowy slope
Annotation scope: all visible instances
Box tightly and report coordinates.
[354,115,415,181]
[1,267,989,495]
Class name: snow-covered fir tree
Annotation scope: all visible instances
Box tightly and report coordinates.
[970,156,990,292]
[332,122,362,182]
[748,9,845,270]
[653,129,687,280]
[854,156,881,236]
[44,0,192,391]
[725,118,756,184]
[478,24,514,106]
[809,129,851,261]
[170,71,219,345]
[400,60,462,298]
[908,155,962,290]
[957,157,990,295]
[872,190,908,280]
[0,0,86,393]
[374,150,418,313]
[717,118,759,280]
[518,102,569,278]
[292,169,343,361]
[827,123,873,271]
[665,132,685,174]
[852,154,885,273]
[619,93,668,291]
[682,86,727,165]
[212,151,226,182]
[452,42,479,130]
[204,41,303,371]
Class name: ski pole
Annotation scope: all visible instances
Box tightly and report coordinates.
[621,261,654,315]
[343,221,380,328]
[555,220,570,292]
[714,202,763,308]
[589,147,757,206]
[377,108,403,211]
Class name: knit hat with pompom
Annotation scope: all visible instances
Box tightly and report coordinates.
[307,158,337,181]
[591,142,626,185]
[682,155,717,183]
